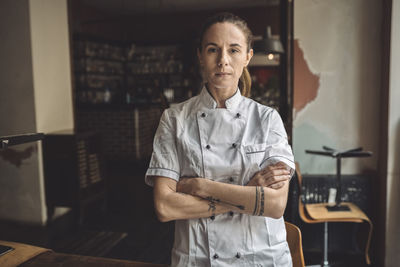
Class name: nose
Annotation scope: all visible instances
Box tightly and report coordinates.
[217,49,228,67]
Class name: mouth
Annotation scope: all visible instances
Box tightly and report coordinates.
[215,72,232,76]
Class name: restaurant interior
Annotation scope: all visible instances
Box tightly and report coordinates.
[0,0,399,266]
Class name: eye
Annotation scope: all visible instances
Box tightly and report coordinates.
[207,47,217,53]
[230,48,240,54]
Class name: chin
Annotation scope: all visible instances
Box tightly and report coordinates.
[209,80,236,90]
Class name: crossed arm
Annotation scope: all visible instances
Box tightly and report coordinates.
[152,162,291,222]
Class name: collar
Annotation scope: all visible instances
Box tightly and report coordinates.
[199,86,243,110]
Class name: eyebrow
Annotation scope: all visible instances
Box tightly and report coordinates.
[205,42,243,48]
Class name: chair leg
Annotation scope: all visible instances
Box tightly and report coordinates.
[322,222,329,267]
[306,222,331,267]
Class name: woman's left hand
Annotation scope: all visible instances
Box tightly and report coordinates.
[247,162,291,189]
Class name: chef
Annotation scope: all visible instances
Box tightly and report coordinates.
[145,12,295,267]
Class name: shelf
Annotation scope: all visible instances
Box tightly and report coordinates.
[75,71,124,76]
[125,72,184,76]
[0,133,44,149]
[76,102,163,110]
[74,56,125,63]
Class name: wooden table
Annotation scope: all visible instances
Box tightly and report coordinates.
[0,240,167,267]
[303,202,373,265]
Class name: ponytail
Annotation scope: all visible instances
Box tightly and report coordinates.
[239,67,251,97]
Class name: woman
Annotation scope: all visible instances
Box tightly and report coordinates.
[145,12,295,267]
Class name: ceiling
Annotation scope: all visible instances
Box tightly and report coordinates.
[81,0,279,15]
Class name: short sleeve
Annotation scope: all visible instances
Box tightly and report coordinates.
[145,110,180,186]
[260,109,295,176]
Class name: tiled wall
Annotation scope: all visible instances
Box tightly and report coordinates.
[76,106,163,161]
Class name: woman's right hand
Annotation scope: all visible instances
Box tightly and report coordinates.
[247,162,291,189]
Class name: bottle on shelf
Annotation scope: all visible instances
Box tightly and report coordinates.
[104,87,111,103]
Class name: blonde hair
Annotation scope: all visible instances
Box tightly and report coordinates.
[240,67,251,97]
[198,12,253,97]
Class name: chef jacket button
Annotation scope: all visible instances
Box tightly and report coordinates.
[201,113,206,117]
[206,145,210,149]
[213,253,219,259]
[232,143,237,148]
[236,252,241,259]
[236,113,241,118]
[229,177,234,182]
[229,211,234,216]
[210,215,215,220]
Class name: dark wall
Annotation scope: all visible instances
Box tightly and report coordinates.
[70,1,280,45]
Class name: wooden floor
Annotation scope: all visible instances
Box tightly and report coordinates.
[53,230,128,257]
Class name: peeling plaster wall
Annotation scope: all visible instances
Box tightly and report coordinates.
[386,0,400,266]
[0,0,72,225]
[293,39,319,114]
[293,0,381,175]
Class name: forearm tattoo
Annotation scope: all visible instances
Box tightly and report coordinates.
[205,196,245,211]
[253,186,265,216]
[207,197,216,215]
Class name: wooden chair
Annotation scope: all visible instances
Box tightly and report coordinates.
[295,162,373,266]
[285,221,305,267]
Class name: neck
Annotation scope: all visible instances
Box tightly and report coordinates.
[206,84,237,108]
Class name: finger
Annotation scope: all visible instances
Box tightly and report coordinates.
[266,176,290,184]
[262,169,290,178]
[268,172,290,181]
[247,169,268,186]
[271,169,291,176]
[262,164,289,174]
[263,175,291,186]
[251,176,289,187]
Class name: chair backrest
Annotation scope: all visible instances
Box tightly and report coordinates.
[285,221,305,267]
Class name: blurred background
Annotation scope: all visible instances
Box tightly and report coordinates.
[0,0,398,266]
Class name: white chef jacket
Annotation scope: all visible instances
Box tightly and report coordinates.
[145,86,295,267]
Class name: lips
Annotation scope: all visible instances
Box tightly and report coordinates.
[215,72,231,76]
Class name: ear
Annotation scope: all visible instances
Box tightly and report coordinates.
[244,48,253,67]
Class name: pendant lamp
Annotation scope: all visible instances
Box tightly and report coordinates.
[253,26,284,60]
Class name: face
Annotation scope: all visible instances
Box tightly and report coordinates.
[198,22,253,93]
